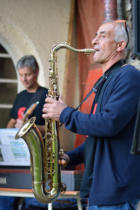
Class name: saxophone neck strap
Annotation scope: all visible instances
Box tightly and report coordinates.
[75,87,97,110]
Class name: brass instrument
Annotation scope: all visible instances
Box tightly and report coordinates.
[15,43,95,204]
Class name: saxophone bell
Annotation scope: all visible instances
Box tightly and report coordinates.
[16,117,63,203]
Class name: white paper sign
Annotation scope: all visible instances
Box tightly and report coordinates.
[0,128,30,166]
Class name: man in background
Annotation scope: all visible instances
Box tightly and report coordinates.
[0,55,48,210]
[7,55,48,134]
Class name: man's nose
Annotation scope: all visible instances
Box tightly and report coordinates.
[92,38,97,46]
[21,76,26,81]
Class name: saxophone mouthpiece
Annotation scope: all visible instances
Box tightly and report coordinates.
[36,101,40,105]
[22,101,40,122]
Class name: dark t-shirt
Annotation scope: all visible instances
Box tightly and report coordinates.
[10,86,48,125]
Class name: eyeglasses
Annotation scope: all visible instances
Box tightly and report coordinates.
[115,19,129,48]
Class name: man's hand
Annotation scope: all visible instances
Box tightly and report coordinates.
[7,118,16,128]
[42,96,67,121]
[59,153,70,167]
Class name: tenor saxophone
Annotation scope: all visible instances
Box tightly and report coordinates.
[15,43,95,204]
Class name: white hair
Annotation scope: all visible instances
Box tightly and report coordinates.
[16,55,39,72]
[114,22,129,47]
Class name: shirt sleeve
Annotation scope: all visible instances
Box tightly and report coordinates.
[67,141,85,166]
[60,67,140,137]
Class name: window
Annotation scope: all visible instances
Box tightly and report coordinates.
[0,44,17,127]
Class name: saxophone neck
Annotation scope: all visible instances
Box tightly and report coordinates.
[50,43,95,58]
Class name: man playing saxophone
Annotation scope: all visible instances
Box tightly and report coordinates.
[42,20,140,210]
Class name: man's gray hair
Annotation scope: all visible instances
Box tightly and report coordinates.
[114,22,129,47]
[16,55,39,72]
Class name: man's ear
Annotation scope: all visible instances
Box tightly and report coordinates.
[116,41,127,52]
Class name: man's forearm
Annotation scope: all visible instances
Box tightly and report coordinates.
[7,118,16,128]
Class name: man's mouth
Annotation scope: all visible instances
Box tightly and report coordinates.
[23,82,29,86]
[94,48,100,52]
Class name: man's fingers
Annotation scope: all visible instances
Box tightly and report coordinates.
[42,95,66,121]
[42,113,52,119]
[45,96,56,103]
[59,96,63,103]
[58,159,67,167]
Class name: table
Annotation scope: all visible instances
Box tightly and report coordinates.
[0,188,83,210]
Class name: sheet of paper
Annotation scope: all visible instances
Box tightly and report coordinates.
[0,128,30,166]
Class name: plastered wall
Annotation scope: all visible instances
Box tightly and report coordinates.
[0,0,76,150]
[0,0,72,92]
